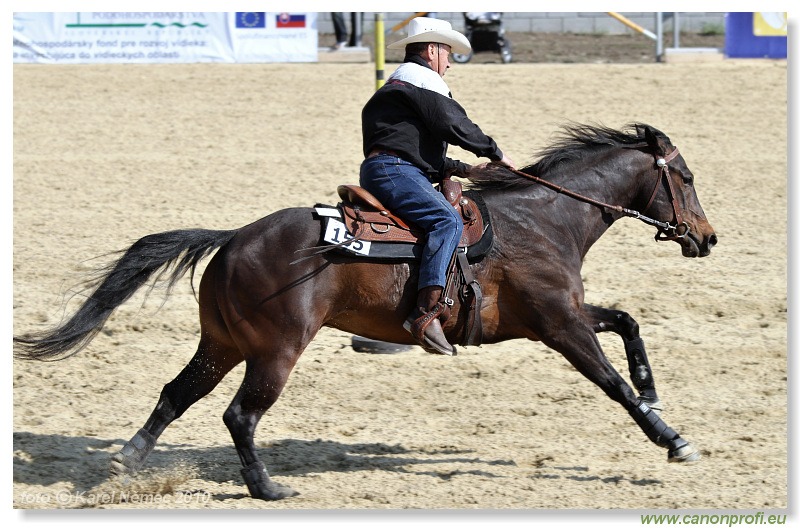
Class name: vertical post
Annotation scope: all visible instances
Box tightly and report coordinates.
[673,12,681,49]
[375,13,385,90]
[353,12,362,47]
[655,12,664,62]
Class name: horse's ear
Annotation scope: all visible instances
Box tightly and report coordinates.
[644,126,667,156]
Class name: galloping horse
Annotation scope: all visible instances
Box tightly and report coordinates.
[14,123,717,500]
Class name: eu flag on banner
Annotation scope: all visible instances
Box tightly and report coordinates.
[236,12,265,28]
[276,13,306,28]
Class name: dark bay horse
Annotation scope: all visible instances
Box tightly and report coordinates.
[14,123,717,500]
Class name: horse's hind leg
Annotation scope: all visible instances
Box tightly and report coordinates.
[584,303,662,411]
[110,335,243,475]
[222,353,301,500]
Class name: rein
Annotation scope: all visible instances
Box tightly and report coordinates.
[495,146,687,241]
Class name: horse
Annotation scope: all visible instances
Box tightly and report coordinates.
[14,123,717,501]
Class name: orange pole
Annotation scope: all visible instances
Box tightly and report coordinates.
[386,12,428,35]
[607,12,657,40]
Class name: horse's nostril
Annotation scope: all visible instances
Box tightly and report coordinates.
[708,234,718,248]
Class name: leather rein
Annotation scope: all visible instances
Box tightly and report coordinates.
[496,145,689,242]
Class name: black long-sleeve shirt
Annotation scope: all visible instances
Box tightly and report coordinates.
[361,56,503,181]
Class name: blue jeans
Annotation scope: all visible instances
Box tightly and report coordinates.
[360,154,463,289]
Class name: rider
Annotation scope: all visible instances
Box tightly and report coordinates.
[360,17,515,355]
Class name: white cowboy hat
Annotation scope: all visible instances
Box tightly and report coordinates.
[388,17,472,55]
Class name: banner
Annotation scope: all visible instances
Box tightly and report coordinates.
[753,12,787,37]
[724,12,787,59]
[13,12,318,64]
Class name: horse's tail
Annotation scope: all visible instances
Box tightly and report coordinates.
[13,228,238,362]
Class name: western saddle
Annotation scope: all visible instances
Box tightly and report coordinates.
[335,177,487,346]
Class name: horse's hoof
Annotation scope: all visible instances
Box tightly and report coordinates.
[241,461,299,501]
[109,428,156,475]
[257,482,300,501]
[639,396,664,412]
[668,442,701,463]
[109,455,133,475]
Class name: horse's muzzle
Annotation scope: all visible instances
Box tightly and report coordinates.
[681,230,717,258]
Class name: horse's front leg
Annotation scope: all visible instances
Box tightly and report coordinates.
[583,303,662,411]
[536,308,699,463]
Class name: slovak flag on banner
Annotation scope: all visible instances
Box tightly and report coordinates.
[276,13,306,28]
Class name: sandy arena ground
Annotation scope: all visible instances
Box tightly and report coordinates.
[12,57,787,520]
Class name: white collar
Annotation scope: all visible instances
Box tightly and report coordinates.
[387,62,451,98]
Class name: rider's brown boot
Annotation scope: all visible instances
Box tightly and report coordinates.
[403,286,456,356]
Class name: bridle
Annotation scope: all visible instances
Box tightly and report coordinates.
[497,145,690,242]
[642,147,689,241]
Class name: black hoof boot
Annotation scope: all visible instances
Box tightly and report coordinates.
[241,461,299,500]
[110,428,156,475]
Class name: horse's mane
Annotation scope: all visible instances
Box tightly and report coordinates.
[466,122,670,191]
